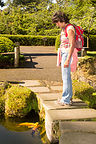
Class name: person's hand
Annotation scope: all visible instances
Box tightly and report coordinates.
[64,60,70,68]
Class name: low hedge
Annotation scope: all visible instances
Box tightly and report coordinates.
[73,80,96,109]
[55,34,96,51]
[0,35,56,46]
[0,34,95,50]
[0,37,14,53]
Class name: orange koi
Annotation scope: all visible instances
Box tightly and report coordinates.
[18,122,39,128]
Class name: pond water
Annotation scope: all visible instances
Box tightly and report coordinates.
[0,110,45,144]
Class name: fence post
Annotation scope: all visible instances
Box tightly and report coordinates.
[14,42,20,67]
[43,37,47,46]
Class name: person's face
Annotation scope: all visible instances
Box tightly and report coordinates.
[56,21,66,28]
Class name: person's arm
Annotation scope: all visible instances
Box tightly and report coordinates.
[64,29,75,68]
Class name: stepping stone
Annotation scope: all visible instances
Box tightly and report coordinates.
[59,122,96,144]
[59,121,96,144]
[46,109,96,121]
[37,93,62,101]
[42,100,88,110]
[59,121,96,133]
[60,131,96,144]
[19,80,41,87]
[28,86,50,93]
[50,86,62,91]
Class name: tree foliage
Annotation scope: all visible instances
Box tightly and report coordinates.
[0,1,60,35]
[55,0,96,34]
[0,0,96,36]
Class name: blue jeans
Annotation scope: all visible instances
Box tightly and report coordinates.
[60,51,73,104]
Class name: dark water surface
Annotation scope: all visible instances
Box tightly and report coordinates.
[0,125,42,144]
[0,110,43,144]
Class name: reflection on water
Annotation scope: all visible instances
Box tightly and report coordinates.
[0,125,42,144]
[0,110,43,144]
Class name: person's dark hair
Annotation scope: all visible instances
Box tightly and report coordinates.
[52,11,69,24]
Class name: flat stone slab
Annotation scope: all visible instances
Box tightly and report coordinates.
[37,92,83,102]
[42,100,88,110]
[59,122,96,144]
[50,86,62,91]
[37,93,62,101]
[59,121,96,133]
[28,87,50,93]
[19,80,41,87]
[60,131,96,144]
[46,109,96,121]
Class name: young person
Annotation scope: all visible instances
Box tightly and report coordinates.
[52,11,76,105]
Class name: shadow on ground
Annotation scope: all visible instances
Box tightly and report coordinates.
[20,53,57,69]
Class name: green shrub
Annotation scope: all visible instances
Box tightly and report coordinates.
[0,82,10,114]
[5,85,38,118]
[72,80,96,109]
[0,37,14,53]
[0,55,14,68]
[89,35,96,51]
[0,35,56,46]
[0,86,5,114]
[0,54,25,68]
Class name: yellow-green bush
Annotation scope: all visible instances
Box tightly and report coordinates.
[5,85,38,118]
[73,80,96,109]
[0,82,10,114]
[0,37,14,53]
[0,35,56,46]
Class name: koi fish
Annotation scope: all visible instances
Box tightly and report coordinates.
[18,122,40,136]
[18,122,39,128]
[28,125,40,129]
[18,122,39,127]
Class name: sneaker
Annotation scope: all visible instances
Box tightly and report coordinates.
[70,98,73,105]
[56,98,70,106]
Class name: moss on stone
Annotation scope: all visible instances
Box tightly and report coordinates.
[72,80,96,109]
[5,85,38,118]
[0,86,5,114]
[78,57,96,75]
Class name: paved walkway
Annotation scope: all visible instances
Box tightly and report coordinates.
[19,80,96,144]
[0,46,62,82]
